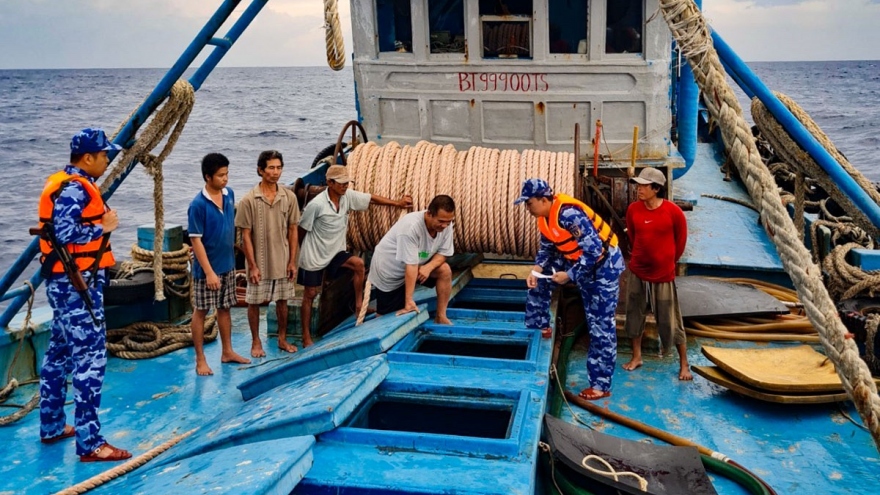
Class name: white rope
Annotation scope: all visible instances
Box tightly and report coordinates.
[659,0,880,451]
[581,454,649,492]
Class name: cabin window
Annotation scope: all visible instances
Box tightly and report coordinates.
[605,0,643,54]
[479,0,532,59]
[429,0,466,53]
[548,0,587,54]
[377,0,413,53]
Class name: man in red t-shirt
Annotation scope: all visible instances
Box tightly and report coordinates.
[622,168,692,381]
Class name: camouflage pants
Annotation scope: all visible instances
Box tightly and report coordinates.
[40,277,107,456]
[526,249,623,392]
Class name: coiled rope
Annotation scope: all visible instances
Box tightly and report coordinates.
[102,80,196,302]
[659,0,880,450]
[346,141,576,258]
[0,282,39,426]
[324,0,345,70]
[119,244,192,300]
[107,314,217,360]
[53,428,196,495]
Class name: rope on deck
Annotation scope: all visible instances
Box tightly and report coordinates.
[345,141,576,258]
[658,0,880,450]
[53,428,196,495]
[0,282,38,426]
[106,314,217,360]
[324,0,345,70]
[101,80,196,302]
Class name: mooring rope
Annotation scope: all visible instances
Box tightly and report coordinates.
[119,244,192,300]
[346,141,576,258]
[659,0,880,450]
[53,428,197,495]
[102,80,195,302]
[323,0,345,70]
[0,282,39,426]
[106,314,217,360]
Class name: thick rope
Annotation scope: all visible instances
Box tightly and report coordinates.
[323,0,345,70]
[119,244,192,300]
[346,141,576,258]
[659,0,880,450]
[0,282,38,426]
[53,428,196,495]
[102,80,196,301]
[107,314,217,360]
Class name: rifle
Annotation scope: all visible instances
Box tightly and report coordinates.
[30,225,101,326]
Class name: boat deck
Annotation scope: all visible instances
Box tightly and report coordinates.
[560,337,880,494]
[677,143,788,284]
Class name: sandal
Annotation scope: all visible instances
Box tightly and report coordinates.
[80,443,132,463]
[41,424,75,444]
[577,387,611,401]
[540,328,552,339]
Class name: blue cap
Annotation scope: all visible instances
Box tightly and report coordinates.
[513,178,554,205]
[70,128,123,155]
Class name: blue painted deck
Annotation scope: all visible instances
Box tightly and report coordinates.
[560,338,880,494]
[676,143,787,283]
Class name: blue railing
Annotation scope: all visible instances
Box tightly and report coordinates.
[0,0,271,328]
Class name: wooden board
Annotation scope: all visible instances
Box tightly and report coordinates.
[692,365,849,404]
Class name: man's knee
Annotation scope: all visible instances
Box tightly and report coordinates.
[344,256,365,274]
[302,286,319,300]
[433,262,452,280]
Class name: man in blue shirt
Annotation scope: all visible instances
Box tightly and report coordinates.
[188,153,250,376]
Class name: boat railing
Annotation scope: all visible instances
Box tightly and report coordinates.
[711,30,880,231]
[0,0,273,329]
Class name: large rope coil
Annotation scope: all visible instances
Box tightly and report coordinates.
[345,141,576,258]
[102,80,196,301]
[659,0,880,449]
[118,244,192,300]
[324,0,345,70]
[107,314,217,360]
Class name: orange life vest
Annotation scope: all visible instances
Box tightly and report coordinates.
[37,170,115,274]
[537,194,618,261]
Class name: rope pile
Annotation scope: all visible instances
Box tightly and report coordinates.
[107,314,217,360]
[346,140,576,258]
[659,0,880,450]
[323,0,345,70]
[118,244,192,300]
[102,79,196,302]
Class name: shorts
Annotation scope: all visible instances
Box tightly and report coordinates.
[245,277,295,305]
[297,251,354,288]
[193,270,237,311]
[373,278,436,315]
[624,270,686,351]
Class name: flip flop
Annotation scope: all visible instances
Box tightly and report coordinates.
[80,443,132,463]
[540,328,552,339]
[577,387,611,401]
[41,424,75,444]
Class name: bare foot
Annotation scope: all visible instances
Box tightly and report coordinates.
[278,341,298,353]
[196,359,214,376]
[251,342,266,358]
[622,359,643,372]
[302,337,314,348]
[679,366,693,381]
[221,351,251,365]
[434,316,452,325]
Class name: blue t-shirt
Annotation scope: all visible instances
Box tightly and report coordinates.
[187,187,235,279]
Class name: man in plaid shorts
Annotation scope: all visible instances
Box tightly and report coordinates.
[188,153,250,376]
[235,150,301,356]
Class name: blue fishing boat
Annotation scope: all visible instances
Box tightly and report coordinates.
[1,0,879,494]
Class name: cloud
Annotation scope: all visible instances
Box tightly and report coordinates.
[704,0,880,61]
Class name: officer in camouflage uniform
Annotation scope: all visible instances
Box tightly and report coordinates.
[38,128,131,462]
[515,178,624,400]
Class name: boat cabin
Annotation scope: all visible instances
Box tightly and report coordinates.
[351,0,678,166]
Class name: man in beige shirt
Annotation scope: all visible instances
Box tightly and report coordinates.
[235,150,301,356]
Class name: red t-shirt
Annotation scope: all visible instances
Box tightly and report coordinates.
[626,200,687,283]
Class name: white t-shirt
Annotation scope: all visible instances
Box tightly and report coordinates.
[367,210,455,292]
[298,188,371,271]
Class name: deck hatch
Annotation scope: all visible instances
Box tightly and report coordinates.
[415,336,529,360]
[346,391,515,439]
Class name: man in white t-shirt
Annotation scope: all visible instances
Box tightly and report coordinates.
[368,194,455,324]
[297,165,411,346]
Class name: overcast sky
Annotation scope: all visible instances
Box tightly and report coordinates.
[0,0,878,69]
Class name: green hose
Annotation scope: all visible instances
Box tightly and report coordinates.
[701,455,773,495]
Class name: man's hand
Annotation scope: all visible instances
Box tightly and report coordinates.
[399,195,414,208]
[551,271,570,285]
[396,299,420,316]
[287,262,297,281]
[417,265,432,284]
[206,272,221,290]
[248,266,261,285]
[526,264,543,289]
[102,209,119,233]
